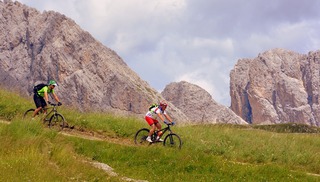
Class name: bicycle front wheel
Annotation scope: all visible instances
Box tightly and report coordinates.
[49,113,66,131]
[163,133,182,149]
[134,128,150,146]
[23,109,35,119]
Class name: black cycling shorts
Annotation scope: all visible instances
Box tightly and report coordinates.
[33,94,47,108]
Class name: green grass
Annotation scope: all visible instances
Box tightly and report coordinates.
[0,120,120,181]
[1,88,320,181]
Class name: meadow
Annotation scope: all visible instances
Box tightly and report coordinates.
[1,89,320,181]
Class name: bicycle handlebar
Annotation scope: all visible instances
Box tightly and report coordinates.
[49,103,60,106]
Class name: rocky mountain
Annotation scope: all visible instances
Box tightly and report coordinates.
[5,1,319,127]
[230,48,320,126]
[162,81,247,124]
[0,1,189,122]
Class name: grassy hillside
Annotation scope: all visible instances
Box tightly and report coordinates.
[1,88,320,181]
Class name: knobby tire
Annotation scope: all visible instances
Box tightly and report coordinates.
[49,113,66,131]
[163,133,182,149]
[23,109,35,119]
[134,128,150,146]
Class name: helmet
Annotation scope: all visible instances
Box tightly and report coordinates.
[159,100,168,107]
[48,80,57,86]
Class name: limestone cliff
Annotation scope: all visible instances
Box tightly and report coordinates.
[230,48,320,126]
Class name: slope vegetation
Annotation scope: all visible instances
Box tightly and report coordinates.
[1,89,320,181]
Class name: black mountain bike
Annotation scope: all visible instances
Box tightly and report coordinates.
[134,123,182,149]
[23,103,66,131]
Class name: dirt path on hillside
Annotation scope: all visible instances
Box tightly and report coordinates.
[60,127,135,146]
[0,119,135,145]
[0,119,10,124]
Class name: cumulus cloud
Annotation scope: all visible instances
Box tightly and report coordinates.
[19,0,320,106]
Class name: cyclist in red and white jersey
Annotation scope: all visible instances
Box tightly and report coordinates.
[145,100,174,142]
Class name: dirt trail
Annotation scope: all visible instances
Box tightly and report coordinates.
[0,119,10,124]
[1,118,134,145]
[60,127,135,146]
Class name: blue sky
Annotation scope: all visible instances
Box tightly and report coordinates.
[18,0,320,106]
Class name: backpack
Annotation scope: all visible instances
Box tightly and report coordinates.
[33,83,48,94]
[149,103,158,111]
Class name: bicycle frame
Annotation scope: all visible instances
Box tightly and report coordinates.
[157,124,173,135]
[23,103,67,131]
[41,105,58,121]
[152,123,174,141]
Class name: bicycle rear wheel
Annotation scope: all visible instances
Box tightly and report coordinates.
[134,128,150,146]
[163,133,182,149]
[48,113,66,131]
[23,109,35,119]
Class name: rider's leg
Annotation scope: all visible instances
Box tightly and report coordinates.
[32,107,42,117]
[32,94,43,118]
[145,116,157,142]
[145,116,157,136]
[155,122,163,141]
[149,123,156,137]
[40,97,47,115]
[144,124,156,142]
[155,122,163,137]
[32,94,47,118]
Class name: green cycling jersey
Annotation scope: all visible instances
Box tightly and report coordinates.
[37,86,54,97]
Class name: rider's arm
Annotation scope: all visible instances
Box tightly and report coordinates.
[52,93,60,103]
[164,113,173,123]
[44,91,49,103]
[157,112,166,122]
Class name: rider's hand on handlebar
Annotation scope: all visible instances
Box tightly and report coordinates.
[48,101,52,105]
[171,121,175,125]
[58,102,62,106]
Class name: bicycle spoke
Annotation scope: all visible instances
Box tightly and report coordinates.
[49,113,65,131]
[164,133,182,149]
[134,128,150,146]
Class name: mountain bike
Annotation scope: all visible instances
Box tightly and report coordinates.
[23,103,67,131]
[134,122,182,149]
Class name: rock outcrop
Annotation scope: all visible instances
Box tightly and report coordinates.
[162,81,247,124]
[0,1,189,122]
[230,48,320,126]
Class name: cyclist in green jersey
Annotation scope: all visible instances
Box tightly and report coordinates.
[32,80,62,118]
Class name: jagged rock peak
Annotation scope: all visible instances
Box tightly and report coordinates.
[230,48,320,126]
[162,81,247,124]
